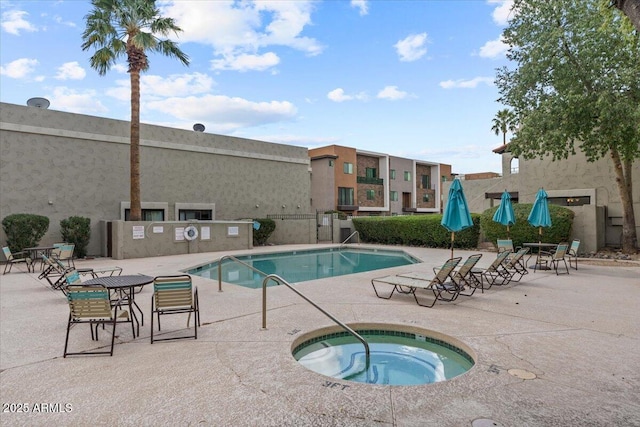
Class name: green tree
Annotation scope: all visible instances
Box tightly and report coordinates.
[81,0,189,221]
[491,108,518,145]
[496,0,639,253]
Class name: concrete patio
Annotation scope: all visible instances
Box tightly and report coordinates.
[1,244,639,426]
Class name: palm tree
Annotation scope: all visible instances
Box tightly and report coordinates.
[81,0,189,221]
[491,109,517,146]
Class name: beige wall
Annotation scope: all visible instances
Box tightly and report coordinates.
[0,102,311,256]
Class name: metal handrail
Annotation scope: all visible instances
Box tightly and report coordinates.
[339,230,359,248]
[217,255,267,292]
[262,274,370,369]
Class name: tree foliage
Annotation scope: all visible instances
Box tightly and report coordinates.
[496,0,640,252]
[491,108,518,145]
[81,0,189,221]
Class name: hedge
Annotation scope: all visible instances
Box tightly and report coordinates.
[2,213,50,253]
[352,214,480,249]
[253,218,276,246]
[60,216,91,258]
[479,203,574,249]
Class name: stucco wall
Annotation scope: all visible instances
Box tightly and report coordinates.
[0,102,311,256]
[266,219,317,245]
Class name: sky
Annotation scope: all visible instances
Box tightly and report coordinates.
[0,0,516,174]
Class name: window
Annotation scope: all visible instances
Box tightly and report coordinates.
[338,187,354,205]
[343,162,353,174]
[390,191,398,201]
[510,157,519,174]
[179,209,212,220]
[365,167,377,179]
[366,189,375,200]
[422,194,430,202]
[421,175,431,189]
[328,160,334,167]
[404,171,411,181]
[390,169,396,180]
[124,209,165,221]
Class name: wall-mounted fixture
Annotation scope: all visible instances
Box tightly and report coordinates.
[255,204,260,208]
[282,204,286,209]
[48,200,54,205]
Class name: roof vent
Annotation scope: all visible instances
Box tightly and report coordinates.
[193,123,205,132]
[27,97,50,109]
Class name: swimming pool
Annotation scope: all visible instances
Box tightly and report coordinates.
[187,247,421,288]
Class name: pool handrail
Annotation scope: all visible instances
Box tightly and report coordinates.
[262,273,370,369]
[217,255,268,292]
[339,230,359,248]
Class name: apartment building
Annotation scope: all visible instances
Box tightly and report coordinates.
[309,145,452,216]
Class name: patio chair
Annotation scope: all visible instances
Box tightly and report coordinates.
[499,248,530,283]
[151,275,200,343]
[370,257,462,307]
[567,239,581,270]
[53,244,75,268]
[401,254,483,296]
[476,250,512,290]
[39,255,71,290]
[63,284,121,357]
[539,243,570,275]
[2,246,33,274]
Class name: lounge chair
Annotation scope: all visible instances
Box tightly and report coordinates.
[2,246,33,274]
[475,250,512,289]
[499,248,530,283]
[370,257,462,307]
[53,244,75,268]
[401,254,483,296]
[151,275,200,343]
[567,239,581,270]
[539,243,569,275]
[63,284,121,357]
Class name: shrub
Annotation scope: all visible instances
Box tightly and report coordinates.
[480,203,574,249]
[60,216,91,258]
[2,213,50,252]
[352,214,480,249]
[253,218,276,246]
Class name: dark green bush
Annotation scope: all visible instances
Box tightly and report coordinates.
[253,218,276,246]
[352,214,480,249]
[2,213,49,252]
[480,203,574,249]
[60,216,91,258]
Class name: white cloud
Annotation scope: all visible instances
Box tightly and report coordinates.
[351,0,369,16]
[55,62,86,80]
[479,35,508,58]
[160,0,323,72]
[1,10,38,35]
[0,58,38,78]
[439,77,494,89]
[146,94,298,132]
[394,33,428,62]
[211,52,280,72]
[487,0,515,26]
[327,88,368,102]
[106,72,215,101]
[50,87,109,115]
[377,86,412,101]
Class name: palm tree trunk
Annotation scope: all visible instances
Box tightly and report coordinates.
[610,147,638,253]
[129,69,142,221]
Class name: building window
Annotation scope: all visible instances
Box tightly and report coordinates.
[421,175,431,189]
[329,160,334,167]
[422,194,430,202]
[390,191,398,201]
[338,187,354,205]
[510,157,519,174]
[390,169,396,180]
[124,209,165,221]
[179,209,212,220]
[343,162,353,174]
[404,171,411,181]
[442,176,447,182]
[366,189,375,200]
[365,167,377,179]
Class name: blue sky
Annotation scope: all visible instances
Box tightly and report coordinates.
[0,0,515,174]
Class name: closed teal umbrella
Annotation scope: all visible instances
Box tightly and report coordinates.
[441,178,473,258]
[528,188,552,243]
[492,190,516,238]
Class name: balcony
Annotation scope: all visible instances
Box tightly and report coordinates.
[357,176,383,185]
[337,204,359,211]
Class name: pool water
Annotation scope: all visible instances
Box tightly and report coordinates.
[292,330,474,386]
[187,247,420,288]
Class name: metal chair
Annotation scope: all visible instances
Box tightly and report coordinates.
[2,246,33,274]
[151,275,200,343]
[540,243,570,275]
[567,239,581,270]
[64,285,120,357]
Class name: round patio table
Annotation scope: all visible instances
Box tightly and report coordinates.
[83,274,154,337]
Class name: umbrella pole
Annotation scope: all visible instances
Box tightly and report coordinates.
[450,232,454,259]
[507,225,510,239]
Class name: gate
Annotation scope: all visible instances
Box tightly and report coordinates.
[317,212,333,242]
